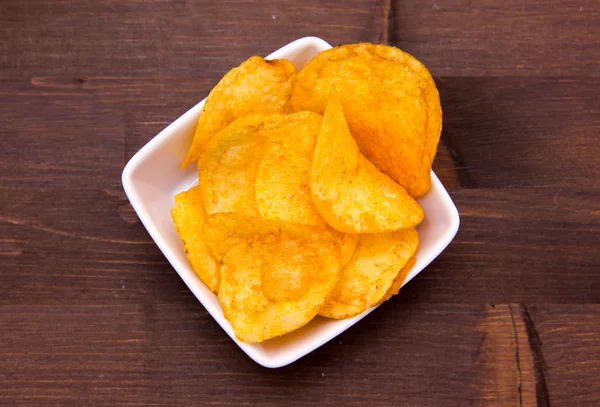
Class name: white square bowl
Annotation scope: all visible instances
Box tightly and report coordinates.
[122,36,460,368]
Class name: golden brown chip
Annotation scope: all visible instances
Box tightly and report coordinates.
[310,88,424,233]
[198,118,272,217]
[199,112,322,218]
[339,233,359,266]
[204,213,342,342]
[170,186,220,293]
[259,110,322,152]
[291,43,442,197]
[376,256,416,305]
[319,228,419,319]
[256,143,320,225]
[182,56,296,167]
[255,112,323,226]
[219,112,284,134]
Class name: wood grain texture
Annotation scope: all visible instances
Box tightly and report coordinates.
[0,0,377,77]
[1,0,600,405]
[437,77,600,189]
[1,303,598,406]
[390,0,600,76]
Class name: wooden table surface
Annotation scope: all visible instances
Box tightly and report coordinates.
[1,0,599,405]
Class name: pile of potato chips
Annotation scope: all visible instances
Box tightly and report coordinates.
[171,44,442,343]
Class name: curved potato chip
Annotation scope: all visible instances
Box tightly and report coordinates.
[292,43,442,197]
[339,233,359,266]
[375,256,416,306]
[221,112,284,134]
[259,111,322,152]
[204,213,342,342]
[170,186,220,293]
[204,212,342,261]
[198,118,272,217]
[182,56,296,167]
[199,112,322,218]
[252,111,358,264]
[255,112,323,226]
[310,88,424,233]
[319,228,419,319]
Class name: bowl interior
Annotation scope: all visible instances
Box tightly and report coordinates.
[122,37,459,368]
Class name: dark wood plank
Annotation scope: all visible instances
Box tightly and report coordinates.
[528,305,600,406]
[0,0,378,78]
[390,0,600,76]
[1,303,598,406]
[437,76,600,189]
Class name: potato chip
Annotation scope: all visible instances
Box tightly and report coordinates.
[319,228,419,319]
[204,213,342,342]
[198,118,271,217]
[255,112,323,226]
[220,112,284,133]
[291,43,442,197]
[199,112,322,218]
[170,186,220,293]
[256,143,320,224]
[339,233,359,266]
[182,56,296,168]
[310,88,424,233]
[375,256,416,305]
[253,111,358,266]
[259,110,322,153]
